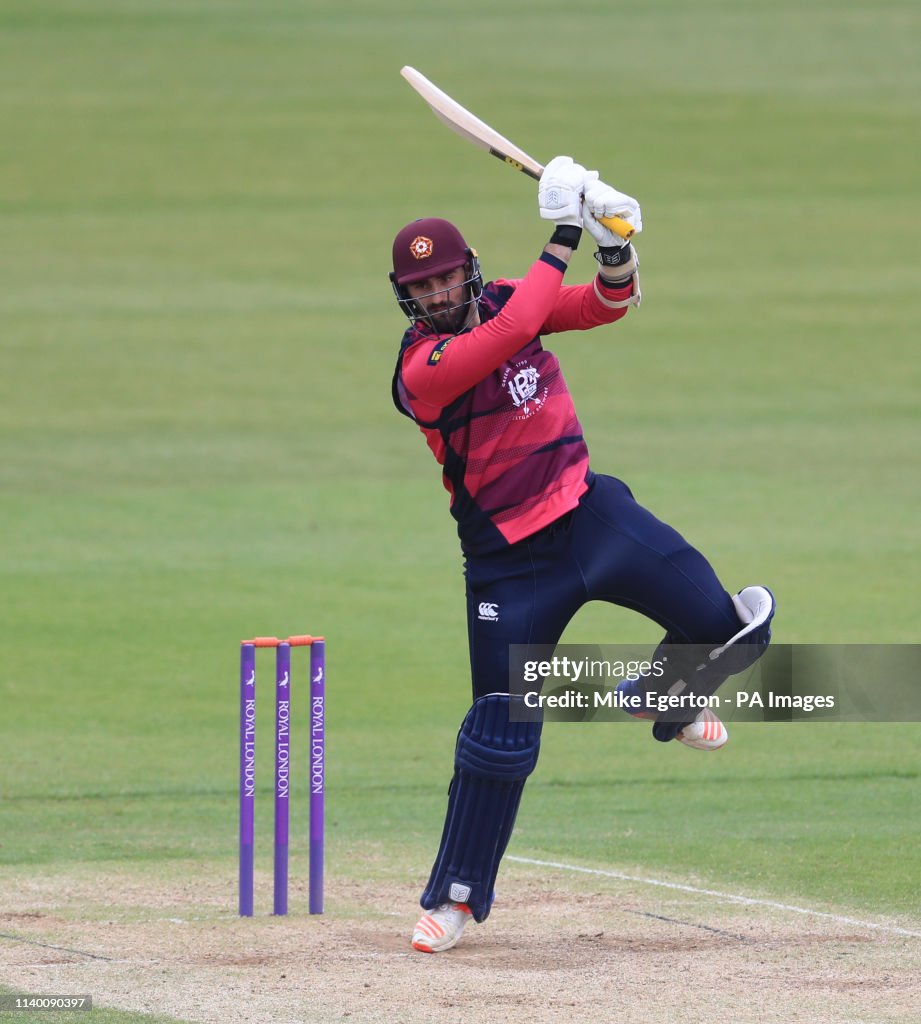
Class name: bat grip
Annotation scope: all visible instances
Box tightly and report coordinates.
[599,214,635,241]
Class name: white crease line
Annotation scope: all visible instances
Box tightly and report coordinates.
[507,856,921,939]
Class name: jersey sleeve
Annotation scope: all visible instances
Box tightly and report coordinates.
[401,253,568,409]
[540,275,637,335]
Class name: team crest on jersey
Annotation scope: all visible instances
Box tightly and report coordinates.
[410,235,434,260]
[502,360,548,420]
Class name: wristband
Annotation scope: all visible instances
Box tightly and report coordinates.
[594,243,633,269]
[595,243,637,286]
[548,225,582,250]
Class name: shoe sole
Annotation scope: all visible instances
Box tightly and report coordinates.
[412,936,460,953]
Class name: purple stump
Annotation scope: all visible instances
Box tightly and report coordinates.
[274,642,291,915]
[309,640,325,914]
[238,643,257,917]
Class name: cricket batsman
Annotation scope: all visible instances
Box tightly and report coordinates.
[389,156,775,952]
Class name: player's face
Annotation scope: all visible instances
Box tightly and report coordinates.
[406,266,470,333]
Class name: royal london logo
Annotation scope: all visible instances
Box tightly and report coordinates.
[502,361,548,420]
[427,337,452,366]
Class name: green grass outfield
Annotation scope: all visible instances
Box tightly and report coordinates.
[2,0,920,1016]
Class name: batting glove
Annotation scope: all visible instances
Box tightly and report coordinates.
[539,156,587,228]
[581,173,642,248]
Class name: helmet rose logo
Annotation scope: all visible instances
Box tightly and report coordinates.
[410,235,434,260]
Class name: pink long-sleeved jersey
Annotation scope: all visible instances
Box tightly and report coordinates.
[392,251,635,554]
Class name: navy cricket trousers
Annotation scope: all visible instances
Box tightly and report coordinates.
[464,473,740,700]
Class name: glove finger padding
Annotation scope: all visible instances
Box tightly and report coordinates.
[582,180,643,247]
[585,179,642,225]
[538,155,586,227]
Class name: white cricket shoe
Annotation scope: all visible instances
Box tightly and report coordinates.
[412,901,473,953]
[677,708,729,751]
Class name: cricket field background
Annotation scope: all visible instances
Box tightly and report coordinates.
[2,2,919,1022]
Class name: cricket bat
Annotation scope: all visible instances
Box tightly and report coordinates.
[400,66,635,242]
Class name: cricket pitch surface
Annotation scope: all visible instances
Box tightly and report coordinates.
[2,862,919,1024]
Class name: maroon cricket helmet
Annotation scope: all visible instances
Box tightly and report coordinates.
[391,217,473,285]
[390,217,484,330]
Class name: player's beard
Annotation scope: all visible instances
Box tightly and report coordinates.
[427,290,471,334]
[430,306,464,333]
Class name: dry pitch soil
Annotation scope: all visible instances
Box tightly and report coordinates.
[2,863,919,1024]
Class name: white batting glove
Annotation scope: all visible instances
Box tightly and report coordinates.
[581,173,642,247]
[538,155,587,227]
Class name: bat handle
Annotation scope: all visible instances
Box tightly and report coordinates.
[599,214,635,241]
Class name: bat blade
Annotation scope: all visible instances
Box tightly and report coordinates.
[400,66,543,179]
[399,66,634,241]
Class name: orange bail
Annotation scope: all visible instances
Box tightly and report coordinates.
[240,635,325,647]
